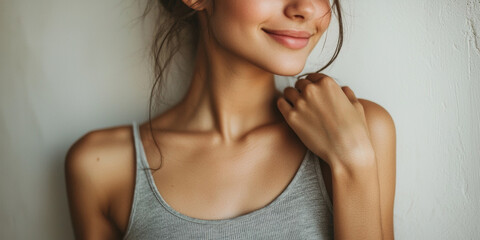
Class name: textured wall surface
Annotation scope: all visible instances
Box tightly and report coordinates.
[318,1,480,239]
[0,0,479,239]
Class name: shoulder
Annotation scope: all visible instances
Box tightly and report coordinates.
[65,124,136,214]
[66,124,135,159]
[357,98,396,139]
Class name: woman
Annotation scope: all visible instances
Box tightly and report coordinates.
[65,0,396,239]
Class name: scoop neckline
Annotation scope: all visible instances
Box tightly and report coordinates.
[133,122,311,225]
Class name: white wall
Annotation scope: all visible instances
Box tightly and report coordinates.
[327,1,480,239]
[1,0,479,239]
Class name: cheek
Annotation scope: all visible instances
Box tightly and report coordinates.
[208,0,274,44]
[316,1,333,34]
[309,2,333,47]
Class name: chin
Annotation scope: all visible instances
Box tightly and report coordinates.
[274,68,304,76]
[264,59,307,76]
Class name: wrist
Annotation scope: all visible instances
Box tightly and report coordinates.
[328,150,378,180]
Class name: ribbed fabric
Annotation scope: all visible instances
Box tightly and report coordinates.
[123,121,334,240]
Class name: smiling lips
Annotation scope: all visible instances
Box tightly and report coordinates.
[262,28,312,50]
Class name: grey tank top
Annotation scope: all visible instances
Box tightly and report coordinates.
[123,121,334,239]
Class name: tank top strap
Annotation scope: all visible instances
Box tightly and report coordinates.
[123,121,151,240]
[131,121,147,170]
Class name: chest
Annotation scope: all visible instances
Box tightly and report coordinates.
[109,141,333,237]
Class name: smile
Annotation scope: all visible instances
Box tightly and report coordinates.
[262,28,312,50]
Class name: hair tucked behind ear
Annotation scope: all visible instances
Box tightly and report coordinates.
[140,0,343,171]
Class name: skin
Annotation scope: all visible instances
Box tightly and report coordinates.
[65,0,396,239]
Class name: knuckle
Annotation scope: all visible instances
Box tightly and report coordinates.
[321,76,337,88]
[303,83,317,97]
[295,98,307,109]
[286,111,299,123]
[307,72,328,81]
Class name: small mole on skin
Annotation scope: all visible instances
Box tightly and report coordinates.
[96,157,100,162]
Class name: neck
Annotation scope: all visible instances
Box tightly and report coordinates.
[175,35,285,143]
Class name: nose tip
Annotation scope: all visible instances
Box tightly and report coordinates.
[285,0,316,21]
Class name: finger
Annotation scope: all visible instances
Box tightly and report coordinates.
[283,86,301,106]
[276,96,293,116]
[306,73,340,89]
[305,73,329,83]
[294,78,312,93]
[341,86,358,103]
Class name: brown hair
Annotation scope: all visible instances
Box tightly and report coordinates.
[141,0,344,171]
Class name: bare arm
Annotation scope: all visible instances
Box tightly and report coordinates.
[330,152,383,239]
[359,98,396,239]
[64,132,121,240]
[331,99,396,239]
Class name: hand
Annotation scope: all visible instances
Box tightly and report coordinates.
[276,73,375,171]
